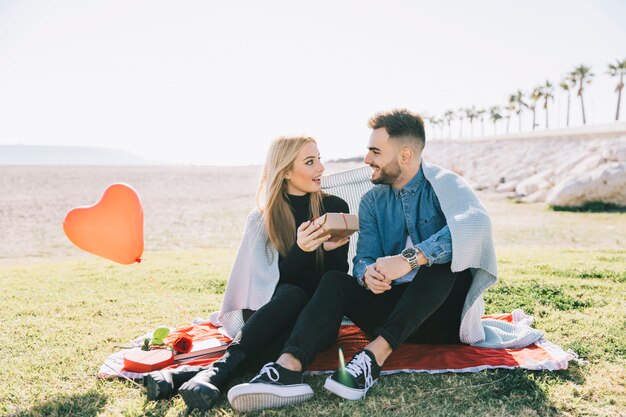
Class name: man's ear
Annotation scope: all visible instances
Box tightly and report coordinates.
[400,147,413,164]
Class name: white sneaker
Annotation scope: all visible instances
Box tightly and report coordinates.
[227,362,313,412]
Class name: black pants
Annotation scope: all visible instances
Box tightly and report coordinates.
[281,263,472,369]
[227,283,308,373]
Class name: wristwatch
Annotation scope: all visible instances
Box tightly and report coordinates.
[401,247,420,270]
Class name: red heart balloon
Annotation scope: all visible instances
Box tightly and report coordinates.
[63,183,144,265]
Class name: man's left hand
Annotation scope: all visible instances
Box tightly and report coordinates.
[374,255,412,281]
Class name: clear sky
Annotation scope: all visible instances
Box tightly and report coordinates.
[1,0,625,165]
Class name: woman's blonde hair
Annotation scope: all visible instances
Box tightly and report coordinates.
[257,136,324,261]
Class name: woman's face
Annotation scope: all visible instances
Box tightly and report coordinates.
[285,141,325,195]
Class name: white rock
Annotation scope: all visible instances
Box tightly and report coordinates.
[553,153,591,177]
[571,154,606,175]
[496,180,517,192]
[520,188,548,203]
[515,169,554,196]
[501,166,536,184]
[545,162,626,207]
[611,142,626,163]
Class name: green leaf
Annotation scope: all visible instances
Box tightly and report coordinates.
[151,338,165,346]
[153,327,170,339]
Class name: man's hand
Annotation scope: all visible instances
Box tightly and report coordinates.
[363,264,392,294]
[374,255,412,281]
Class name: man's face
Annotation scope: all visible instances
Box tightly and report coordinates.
[363,128,401,185]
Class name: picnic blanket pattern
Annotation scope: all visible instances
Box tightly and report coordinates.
[98,312,575,380]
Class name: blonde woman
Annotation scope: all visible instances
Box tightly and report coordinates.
[144,136,350,411]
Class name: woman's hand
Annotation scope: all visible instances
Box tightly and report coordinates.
[296,220,331,252]
[323,236,350,252]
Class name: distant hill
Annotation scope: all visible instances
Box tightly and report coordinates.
[0,145,151,165]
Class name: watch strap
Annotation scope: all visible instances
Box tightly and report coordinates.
[402,247,420,270]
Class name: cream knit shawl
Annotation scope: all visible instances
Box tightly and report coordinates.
[423,160,543,348]
[421,160,496,344]
[209,210,280,338]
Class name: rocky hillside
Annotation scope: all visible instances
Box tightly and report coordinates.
[422,124,626,207]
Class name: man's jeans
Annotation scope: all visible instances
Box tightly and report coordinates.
[281,263,472,369]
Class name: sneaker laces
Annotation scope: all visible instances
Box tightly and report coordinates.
[345,352,374,389]
[251,363,280,383]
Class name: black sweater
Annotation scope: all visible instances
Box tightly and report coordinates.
[278,193,350,298]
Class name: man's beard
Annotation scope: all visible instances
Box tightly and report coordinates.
[371,159,401,185]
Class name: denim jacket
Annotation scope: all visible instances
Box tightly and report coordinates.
[353,166,452,282]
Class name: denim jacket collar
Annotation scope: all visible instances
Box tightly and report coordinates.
[393,165,425,197]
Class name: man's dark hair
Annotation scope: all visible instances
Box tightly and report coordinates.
[368,108,426,151]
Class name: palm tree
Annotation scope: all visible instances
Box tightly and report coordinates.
[540,80,554,128]
[509,90,526,132]
[464,106,478,137]
[423,114,436,139]
[476,108,486,136]
[559,73,576,127]
[429,116,439,139]
[427,116,443,140]
[529,87,542,130]
[504,103,515,134]
[457,107,466,138]
[443,110,455,139]
[489,106,502,135]
[607,58,626,121]
[436,117,445,139]
[571,64,594,125]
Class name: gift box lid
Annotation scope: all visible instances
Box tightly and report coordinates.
[314,213,359,230]
[123,349,174,373]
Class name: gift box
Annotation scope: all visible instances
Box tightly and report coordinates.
[313,213,359,242]
[123,349,174,373]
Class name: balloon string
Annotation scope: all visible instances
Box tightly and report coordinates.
[137,261,191,319]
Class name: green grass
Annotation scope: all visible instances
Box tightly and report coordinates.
[2,196,626,416]
[2,247,625,417]
[550,202,626,213]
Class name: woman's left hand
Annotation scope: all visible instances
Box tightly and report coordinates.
[323,236,350,252]
[297,220,331,252]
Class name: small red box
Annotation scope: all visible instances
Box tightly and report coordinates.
[123,349,174,373]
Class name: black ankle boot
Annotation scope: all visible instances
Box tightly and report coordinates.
[143,365,205,401]
[178,349,246,410]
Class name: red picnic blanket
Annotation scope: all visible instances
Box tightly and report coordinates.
[98,313,575,380]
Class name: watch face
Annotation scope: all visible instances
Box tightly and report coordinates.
[403,247,417,258]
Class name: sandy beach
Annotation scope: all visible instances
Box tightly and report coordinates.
[0,162,368,265]
[1,157,623,266]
